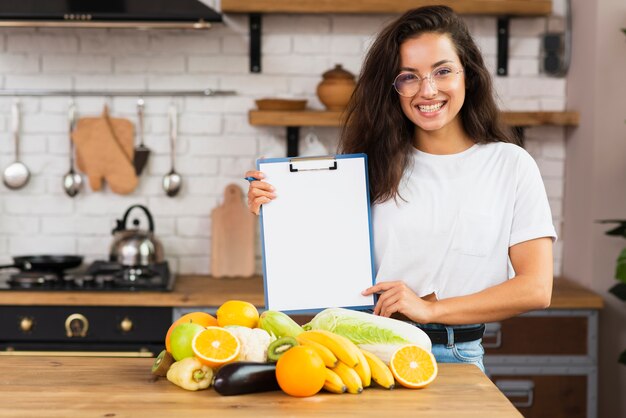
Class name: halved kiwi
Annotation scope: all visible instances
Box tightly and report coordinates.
[151,350,175,376]
[267,336,298,362]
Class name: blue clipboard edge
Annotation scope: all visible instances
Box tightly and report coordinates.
[256,153,376,313]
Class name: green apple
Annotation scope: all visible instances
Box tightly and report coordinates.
[169,322,205,361]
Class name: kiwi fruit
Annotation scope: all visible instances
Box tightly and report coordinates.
[267,336,298,362]
[151,350,175,376]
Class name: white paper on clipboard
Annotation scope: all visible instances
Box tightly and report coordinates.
[258,154,375,313]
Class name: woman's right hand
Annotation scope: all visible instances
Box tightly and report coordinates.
[245,170,276,215]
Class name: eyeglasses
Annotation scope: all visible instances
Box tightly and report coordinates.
[393,65,464,97]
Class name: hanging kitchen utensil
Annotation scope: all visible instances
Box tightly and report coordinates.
[162,103,182,197]
[133,98,151,175]
[109,204,164,267]
[210,184,256,278]
[62,101,83,197]
[2,101,30,190]
[72,105,138,195]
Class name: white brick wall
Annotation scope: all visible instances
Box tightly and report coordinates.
[0,12,567,275]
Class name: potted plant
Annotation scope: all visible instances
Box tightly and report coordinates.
[598,219,626,365]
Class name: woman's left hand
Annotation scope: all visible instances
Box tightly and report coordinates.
[362,281,435,323]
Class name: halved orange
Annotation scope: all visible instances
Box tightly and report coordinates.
[389,344,438,389]
[191,326,241,368]
[165,312,218,353]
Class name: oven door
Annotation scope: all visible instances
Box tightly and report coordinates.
[0,306,171,357]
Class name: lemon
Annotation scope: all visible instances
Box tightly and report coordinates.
[216,300,260,328]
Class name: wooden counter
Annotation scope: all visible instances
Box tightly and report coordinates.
[0,275,265,308]
[0,276,603,309]
[0,357,521,418]
[549,277,604,309]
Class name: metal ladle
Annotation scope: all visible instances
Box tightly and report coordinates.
[62,102,82,197]
[2,101,30,190]
[162,103,182,197]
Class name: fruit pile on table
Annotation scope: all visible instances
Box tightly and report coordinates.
[152,301,438,397]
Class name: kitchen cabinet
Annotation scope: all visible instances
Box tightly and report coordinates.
[248,110,580,156]
[484,309,599,418]
[0,357,521,418]
[222,0,552,74]
[0,276,262,356]
[481,278,603,418]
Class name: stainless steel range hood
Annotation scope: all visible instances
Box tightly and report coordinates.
[0,0,222,30]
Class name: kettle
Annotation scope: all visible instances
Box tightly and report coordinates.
[109,205,164,267]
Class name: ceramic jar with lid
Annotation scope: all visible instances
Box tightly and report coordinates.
[316,64,356,111]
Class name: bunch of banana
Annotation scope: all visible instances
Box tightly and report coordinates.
[296,330,395,394]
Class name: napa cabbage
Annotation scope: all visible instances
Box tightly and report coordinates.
[303,307,432,364]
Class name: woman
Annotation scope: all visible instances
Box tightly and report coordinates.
[245,6,556,372]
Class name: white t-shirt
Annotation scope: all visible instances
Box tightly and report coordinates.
[372,142,557,300]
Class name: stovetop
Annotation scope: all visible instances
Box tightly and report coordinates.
[0,260,174,292]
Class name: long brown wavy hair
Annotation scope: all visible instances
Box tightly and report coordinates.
[338,6,515,204]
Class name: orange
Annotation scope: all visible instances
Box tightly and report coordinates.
[389,344,438,389]
[191,326,241,368]
[165,312,218,353]
[275,345,326,397]
[216,300,259,328]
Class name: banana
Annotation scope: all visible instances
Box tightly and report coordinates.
[323,368,347,394]
[301,330,360,368]
[332,361,363,394]
[296,335,338,368]
[360,349,395,390]
[353,348,371,387]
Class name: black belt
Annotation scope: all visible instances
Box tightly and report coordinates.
[418,324,485,345]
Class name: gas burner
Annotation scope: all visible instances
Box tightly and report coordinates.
[8,272,60,288]
[0,260,174,292]
[86,260,172,289]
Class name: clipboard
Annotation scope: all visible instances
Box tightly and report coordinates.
[257,153,375,313]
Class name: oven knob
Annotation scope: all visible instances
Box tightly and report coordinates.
[65,313,89,338]
[120,317,133,333]
[19,317,34,333]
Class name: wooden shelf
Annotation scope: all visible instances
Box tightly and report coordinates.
[250,110,578,156]
[222,0,552,16]
[222,1,552,74]
[250,110,344,127]
[249,110,579,128]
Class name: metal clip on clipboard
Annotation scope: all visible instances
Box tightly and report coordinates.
[289,156,338,173]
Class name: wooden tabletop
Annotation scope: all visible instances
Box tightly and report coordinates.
[0,357,521,418]
[0,275,602,309]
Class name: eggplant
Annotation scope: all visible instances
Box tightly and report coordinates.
[213,362,280,396]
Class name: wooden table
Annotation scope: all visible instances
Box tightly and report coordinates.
[0,357,521,418]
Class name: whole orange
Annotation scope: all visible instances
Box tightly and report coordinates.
[165,312,217,353]
[276,345,326,397]
[216,300,259,328]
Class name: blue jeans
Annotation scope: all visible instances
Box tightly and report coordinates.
[418,323,486,372]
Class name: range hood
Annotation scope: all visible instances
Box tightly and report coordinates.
[0,0,222,29]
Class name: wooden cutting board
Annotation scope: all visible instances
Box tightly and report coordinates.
[211,184,256,278]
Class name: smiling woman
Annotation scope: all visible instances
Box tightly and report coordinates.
[395,34,468,140]
[245,5,557,372]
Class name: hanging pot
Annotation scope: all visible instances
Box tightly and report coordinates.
[109,205,164,267]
